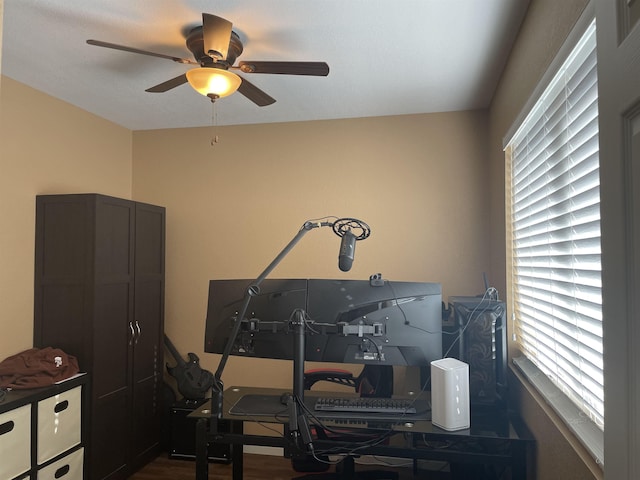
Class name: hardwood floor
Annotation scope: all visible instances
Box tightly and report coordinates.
[130,453,296,480]
[128,452,423,480]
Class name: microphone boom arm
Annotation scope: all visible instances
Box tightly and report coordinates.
[211,220,331,418]
[209,217,370,420]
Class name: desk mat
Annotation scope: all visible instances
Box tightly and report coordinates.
[229,394,289,416]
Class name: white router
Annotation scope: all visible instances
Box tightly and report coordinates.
[431,358,470,431]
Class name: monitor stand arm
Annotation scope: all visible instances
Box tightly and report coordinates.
[287,309,314,454]
[210,220,333,420]
[292,308,307,403]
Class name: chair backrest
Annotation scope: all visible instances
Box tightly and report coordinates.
[304,365,394,398]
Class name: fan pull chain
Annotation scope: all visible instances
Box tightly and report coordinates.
[210,101,219,146]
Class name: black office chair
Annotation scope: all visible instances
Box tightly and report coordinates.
[291,365,398,480]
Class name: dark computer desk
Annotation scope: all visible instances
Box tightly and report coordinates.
[190,386,534,480]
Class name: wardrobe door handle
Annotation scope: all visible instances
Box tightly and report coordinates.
[129,321,135,345]
[135,321,141,345]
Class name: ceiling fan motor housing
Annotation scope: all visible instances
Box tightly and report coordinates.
[186,27,243,68]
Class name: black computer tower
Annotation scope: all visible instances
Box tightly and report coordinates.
[447,297,508,410]
[169,398,232,463]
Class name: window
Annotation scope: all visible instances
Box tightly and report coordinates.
[505,19,603,460]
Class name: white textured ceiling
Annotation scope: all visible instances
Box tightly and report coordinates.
[2,0,529,130]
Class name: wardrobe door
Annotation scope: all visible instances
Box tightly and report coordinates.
[91,196,135,480]
[34,197,90,366]
[130,202,165,468]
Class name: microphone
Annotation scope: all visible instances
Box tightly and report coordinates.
[332,217,371,272]
[338,230,357,272]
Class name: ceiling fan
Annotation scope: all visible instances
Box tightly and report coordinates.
[87,13,330,106]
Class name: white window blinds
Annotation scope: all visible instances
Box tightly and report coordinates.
[506,20,603,428]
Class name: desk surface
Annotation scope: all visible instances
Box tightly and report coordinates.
[191,385,533,442]
[192,386,534,480]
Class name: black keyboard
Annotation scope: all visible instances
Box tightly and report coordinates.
[314,397,417,415]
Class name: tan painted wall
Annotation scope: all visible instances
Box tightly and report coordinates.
[0,76,133,357]
[488,0,599,479]
[132,111,490,390]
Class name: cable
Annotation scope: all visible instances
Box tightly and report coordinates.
[442,287,497,360]
[377,278,443,414]
[302,216,339,231]
[386,279,442,334]
[297,396,395,447]
[414,287,501,399]
[332,218,371,240]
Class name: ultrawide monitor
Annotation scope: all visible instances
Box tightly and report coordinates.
[204,278,442,367]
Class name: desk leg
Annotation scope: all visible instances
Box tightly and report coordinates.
[195,418,209,480]
[232,445,244,480]
[231,420,244,480]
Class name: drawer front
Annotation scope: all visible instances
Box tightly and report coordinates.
[0,403,31,479]
[37,386,82,465]
[37,447,83,480]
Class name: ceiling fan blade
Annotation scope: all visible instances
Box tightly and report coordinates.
[145,73,188,93]
[237,78,276,106]
[87,39,198,65]
[202,13,233,61]
[237,61,329,76]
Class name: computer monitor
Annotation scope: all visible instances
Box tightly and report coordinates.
[204,278,442,367]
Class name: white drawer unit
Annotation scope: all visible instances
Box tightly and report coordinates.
[0,403,31,480]
[0,374,87,480]
[37,448,84,480]
[37,386,82,465]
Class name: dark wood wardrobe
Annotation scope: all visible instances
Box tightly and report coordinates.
[33,193,165,480]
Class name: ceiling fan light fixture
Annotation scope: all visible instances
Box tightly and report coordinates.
[186,68,242,99]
